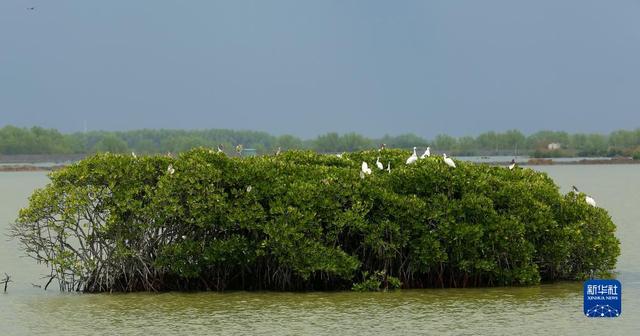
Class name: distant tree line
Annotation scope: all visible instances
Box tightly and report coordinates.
[1,125,640,157]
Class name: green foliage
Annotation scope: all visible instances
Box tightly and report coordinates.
[12,149,620,292]
[91,134,130,153]
[352,271,401,292]
[0,126,73,154]
[3,125,640,157]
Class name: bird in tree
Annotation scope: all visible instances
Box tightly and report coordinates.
[509,158,516,170]
[376,157,384,170]
[420,147,431,159]
[572,186,597,207]
[443,153,456,168]
[406,147,418,165]
[361,161,372,175]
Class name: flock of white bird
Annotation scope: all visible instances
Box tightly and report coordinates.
[354,146,598,208]
[136,145,597,209]
[358,146,456,179]
[357,146,456,179]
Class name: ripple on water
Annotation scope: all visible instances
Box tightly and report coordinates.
[1,167,639,335]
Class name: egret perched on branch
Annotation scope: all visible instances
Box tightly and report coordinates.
[572,186,597,207]
[406,147,418,165]
[217,144,224,153]
[443,153,456,168]
[508,159,516,170]
[376,157,384,170]
[167,164,175,175]
[420,147,431,159]
[361,161,372,175]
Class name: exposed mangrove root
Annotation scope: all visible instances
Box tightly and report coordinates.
[10,149,620,292]
[1,273,12,293]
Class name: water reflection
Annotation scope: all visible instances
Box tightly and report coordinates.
[2,167,639,335]
[10,282,634,335]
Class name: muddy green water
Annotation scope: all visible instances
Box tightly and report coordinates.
[1,166,638,335]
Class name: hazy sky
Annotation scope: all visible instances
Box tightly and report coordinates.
[1,0,639,138]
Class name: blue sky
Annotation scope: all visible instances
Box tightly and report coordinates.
[1,0,639,138]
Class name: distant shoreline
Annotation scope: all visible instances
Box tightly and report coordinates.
[2,156,638,172]
[0,165,67,172]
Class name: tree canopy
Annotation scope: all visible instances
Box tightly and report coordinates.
[12,149,619,292]
[2,125,640,157]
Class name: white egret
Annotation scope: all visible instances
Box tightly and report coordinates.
[420,147,431,159]
[246,185,252,193]
[387,162,391,173]
[217,144,224,153]
[131,152,137,159]
[361,161,372,175]
[508,159,516,170]
[276,147,281,156]
[443,153,456,168]
[572,186,597,207]
[376,157,384,170]
[406,147,418,165]
[167,164,175,175]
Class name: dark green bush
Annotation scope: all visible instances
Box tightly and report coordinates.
[12,149,620,292]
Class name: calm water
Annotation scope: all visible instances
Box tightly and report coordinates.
[1,167,638,335]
